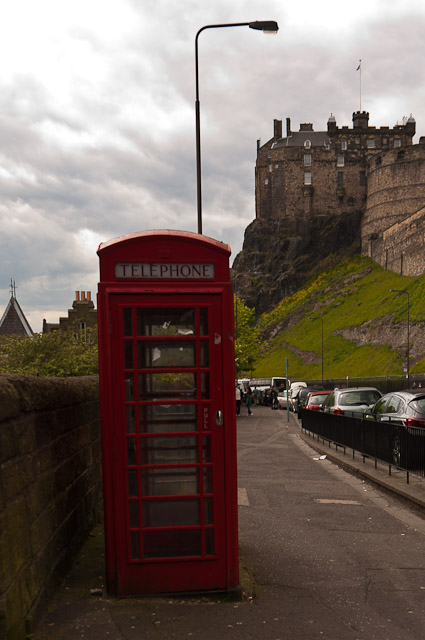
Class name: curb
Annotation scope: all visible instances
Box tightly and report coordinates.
[299,428,425,512]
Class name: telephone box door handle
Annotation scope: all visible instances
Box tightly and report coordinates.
[215,410,224,426]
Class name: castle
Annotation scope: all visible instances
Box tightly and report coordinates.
[255,111,425,276]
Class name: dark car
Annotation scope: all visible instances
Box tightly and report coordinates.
[305,390,332,411]
[364,389,425,467]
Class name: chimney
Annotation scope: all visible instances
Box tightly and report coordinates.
[299,123,314,132]
[286,117,291,137]
[273,119,282,140]
[75,291,80,302]
[87,291,91,302]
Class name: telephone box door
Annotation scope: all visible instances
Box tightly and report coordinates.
[109,293,228,594]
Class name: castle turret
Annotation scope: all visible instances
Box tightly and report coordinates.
[352,111,369,129]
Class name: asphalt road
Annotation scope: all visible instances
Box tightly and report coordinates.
[34,406,425,639]
[237,406,425,640]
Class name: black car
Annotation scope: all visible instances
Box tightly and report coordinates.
[364,389,425,467]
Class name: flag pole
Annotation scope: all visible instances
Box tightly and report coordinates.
[358,59,362,111]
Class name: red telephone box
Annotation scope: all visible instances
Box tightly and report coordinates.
[97,230,239,596]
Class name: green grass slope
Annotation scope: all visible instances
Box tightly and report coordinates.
[253,256,425,379]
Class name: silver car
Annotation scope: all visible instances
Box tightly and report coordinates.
[322,387,382,418]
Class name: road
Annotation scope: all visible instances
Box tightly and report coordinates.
[237,406,425,639]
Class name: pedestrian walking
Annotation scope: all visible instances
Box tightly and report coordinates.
[245,386,253,415]
[236,385,241,416]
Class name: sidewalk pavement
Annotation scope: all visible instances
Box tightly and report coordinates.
[299,424,425,512]
[33,410,425,639]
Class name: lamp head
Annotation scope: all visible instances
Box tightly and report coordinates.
[249,20,279,33]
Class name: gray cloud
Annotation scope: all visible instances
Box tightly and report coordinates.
[2,0,425,330]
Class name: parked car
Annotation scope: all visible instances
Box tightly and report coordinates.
[364,390,425,428]
[305,390,332,411]
[364,390,425,466]
[297,386,323,416]
[322,387,382,418]
[277,390,290,409]
[289,382,307,411]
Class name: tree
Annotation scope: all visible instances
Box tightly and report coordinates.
[234,296,261,375]
[0,325,98,377]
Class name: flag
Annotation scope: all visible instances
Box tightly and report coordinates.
[356,61,361,71]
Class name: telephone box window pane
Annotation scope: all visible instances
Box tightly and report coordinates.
[124,341,133,369]
[143,499,200,527]
[138,373,196,401]
[140,436,198,465]
[139,404,197,433]
[201,373,210,399]
[137,308,195,336]
[200,342,209,367]
[200,309,208,336]
[203,467,212,493]
[142,468,199,497]
[205,529,214,555]
[204,497,213,524]
[128,469,138,497]
[143,529,202,558]
[130,532,140,559]
[202,436,211,462]
[123,308,133,337]
[125,374,134,400]
[129,501,139,528]
[127,437,137,465]
[126,406,135,433]
[138,342,195,368]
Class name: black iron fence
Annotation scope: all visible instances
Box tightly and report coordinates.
[300,409,425,482]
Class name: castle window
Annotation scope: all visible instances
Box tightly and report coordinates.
[359,171,366,185]
[337,155,345,167]
[376,156,382,166]
[304,140,311,149]
[394,139,401,148]
[341,140,348,151]
[367,138,375,149]
[337,172,344,186]
[265,178,269,185]
[397,150,405,161]
[268,164,273,172]
[304,154,312,167]
[304,172,312,185]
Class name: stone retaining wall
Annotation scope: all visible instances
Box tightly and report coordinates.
[0,375,101,640]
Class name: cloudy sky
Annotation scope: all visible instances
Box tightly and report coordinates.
[1,0,425,331]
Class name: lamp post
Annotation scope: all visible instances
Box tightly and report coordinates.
[309,316,324,387]
[195,20,279,234]
[390,289,410,388]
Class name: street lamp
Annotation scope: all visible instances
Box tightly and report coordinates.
[390,289,410,388]
[195,20,279,234]
[309,316,324,387]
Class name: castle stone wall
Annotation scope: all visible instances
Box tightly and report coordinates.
[362,145,425,275]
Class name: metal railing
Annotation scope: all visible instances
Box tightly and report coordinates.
[300,409,425,484]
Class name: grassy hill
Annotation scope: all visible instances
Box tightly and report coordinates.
[252,256,425,380]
